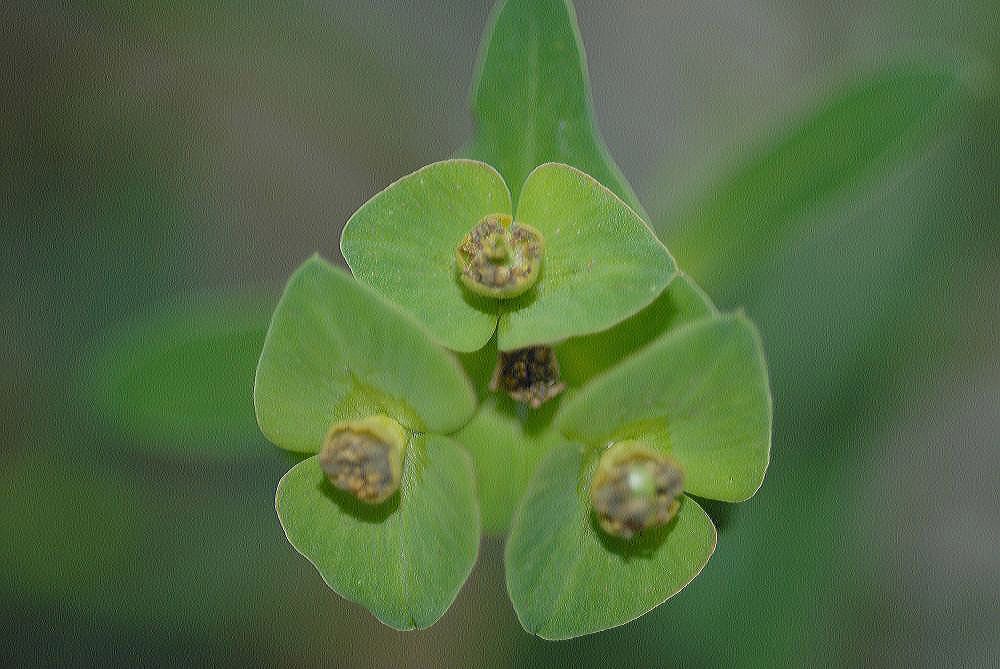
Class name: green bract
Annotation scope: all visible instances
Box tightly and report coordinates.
[454,392,563,535]
[456,273,717,536]
[255,256,476,451]
[558,315,772,503]
[276,434,479,630]
[555,272,718,388]
[505,442,717,640]
[341,160,675,352]
[255,256,480,628]
[505,314,772,637]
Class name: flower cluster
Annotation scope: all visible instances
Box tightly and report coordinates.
[255,159,771,637]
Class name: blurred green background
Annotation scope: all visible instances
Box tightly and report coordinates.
[4,1,997,666]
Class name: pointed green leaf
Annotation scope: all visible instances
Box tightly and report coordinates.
[505,441,716,639]
[558,315,771,502]
[497,163,675,350]
[340,159,511,352]
[453,393,564,534]
[276,434,480,630]
[661,66,962,290]
[555,272,717,387]
[466,0,644,216]
[254,256,476,454]
[86,292,272,453]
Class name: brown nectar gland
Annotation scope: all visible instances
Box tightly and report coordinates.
[589,441,685,539]
[489,345,565,409]
[456,213,543,299]
[318,415,407,504]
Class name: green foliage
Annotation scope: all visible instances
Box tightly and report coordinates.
[85,0,777,640]
[86,292,272,453]
[256,257,483,629]
[497,163,675,350]
[662,66,962,291]
[276,434,480,630]
[262,0,769,638]
[454,393,563,535]
[555,273,717,388]
[342,160,675,352]
[459,273,719,536]
[30,0,986,660]
[466,0,644,216]
[504,314,769,637]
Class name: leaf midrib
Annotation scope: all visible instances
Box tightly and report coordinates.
[397,435,416,628]
[522,447,594,636]
[520,12,540,203]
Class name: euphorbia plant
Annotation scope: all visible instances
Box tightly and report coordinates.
[254,0,772,638]
[75,0,964,656]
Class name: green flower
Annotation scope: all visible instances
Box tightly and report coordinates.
[254,256,481,630]
[341,159,676,352]
[505,313,772,639]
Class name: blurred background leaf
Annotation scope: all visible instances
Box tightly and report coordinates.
[659,65,963,294]
[85,292,273,454]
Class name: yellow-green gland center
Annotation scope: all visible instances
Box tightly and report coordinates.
[456,213,544,299]
[589,441,685,539]
[318,415,407,504]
